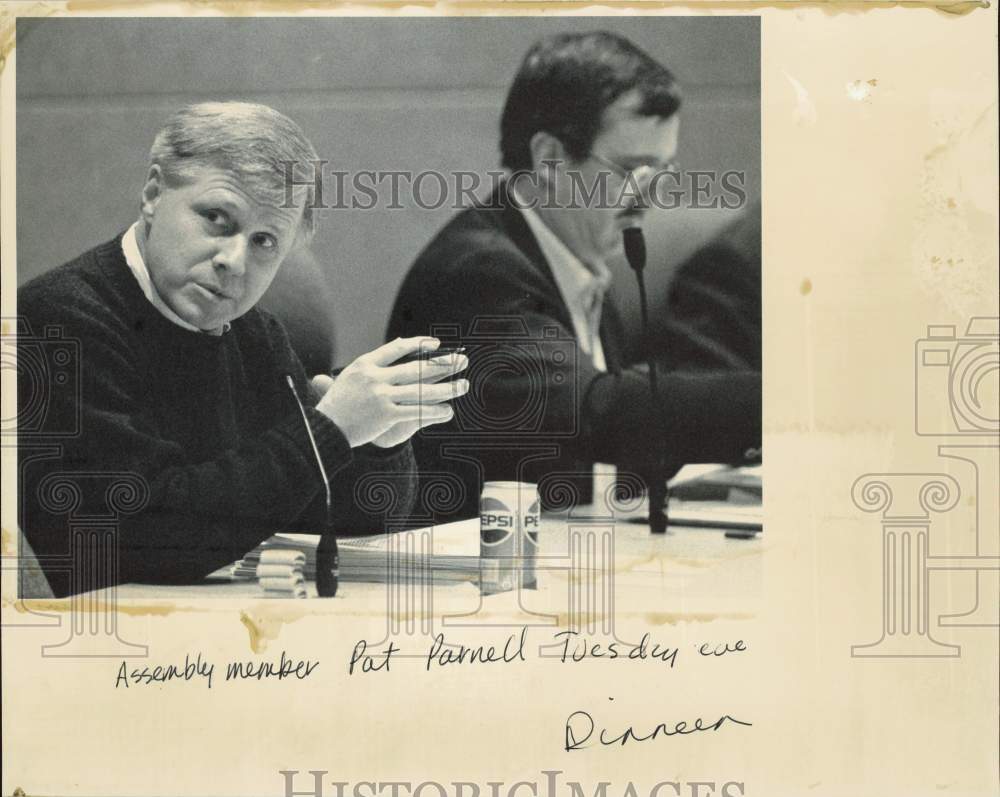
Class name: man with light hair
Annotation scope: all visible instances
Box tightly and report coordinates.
[18,102,467,597]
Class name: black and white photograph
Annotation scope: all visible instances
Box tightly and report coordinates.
[3,8,996,797]
[13,17,761,599]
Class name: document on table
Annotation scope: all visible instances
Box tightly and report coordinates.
[235,518,483,584]
[667,465,763,531]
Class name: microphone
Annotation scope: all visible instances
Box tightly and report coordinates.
[286,375,339,596]
[622,223,669,535]
[623,226,646,275]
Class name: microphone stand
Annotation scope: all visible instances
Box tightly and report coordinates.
[623,225,668,534]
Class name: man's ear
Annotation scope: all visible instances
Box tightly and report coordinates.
[528,131,567,180]
[140,165,165,223]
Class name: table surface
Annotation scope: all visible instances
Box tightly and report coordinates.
[113,505,763,604]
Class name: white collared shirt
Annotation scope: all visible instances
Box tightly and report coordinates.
[514,193,611,372]
[122,222,228,336]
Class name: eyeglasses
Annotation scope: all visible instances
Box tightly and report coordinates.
[589,150,680,184]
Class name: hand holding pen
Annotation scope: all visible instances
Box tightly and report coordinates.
[312,336,469,448]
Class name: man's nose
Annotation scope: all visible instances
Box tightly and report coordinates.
[633,168,657,206]
[213,235,248,277]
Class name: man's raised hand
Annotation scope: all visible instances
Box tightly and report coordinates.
[313,337,469,448]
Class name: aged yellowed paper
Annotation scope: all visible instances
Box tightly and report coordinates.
[1,4,997,797]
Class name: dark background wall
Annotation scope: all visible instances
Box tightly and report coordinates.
[16,17,759,365]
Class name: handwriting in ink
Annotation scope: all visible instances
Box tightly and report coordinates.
[698,640,747,657]
[565,700,752,751]
[425,627,527,670]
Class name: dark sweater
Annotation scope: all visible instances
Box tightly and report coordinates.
[387,182,761,516]
[18,235,416,596]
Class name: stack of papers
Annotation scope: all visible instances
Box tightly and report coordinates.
[666,465,762,533]
[255,548,309,598]
[235,535,318,580]
[235,519,483,585]
[666,500,762,530]
[342,520,481,584]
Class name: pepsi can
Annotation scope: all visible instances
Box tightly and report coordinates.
[480,481,540,594]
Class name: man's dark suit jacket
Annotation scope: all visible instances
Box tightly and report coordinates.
[387,182,760,517]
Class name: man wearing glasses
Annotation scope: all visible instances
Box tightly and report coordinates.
[387,31,761,515]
